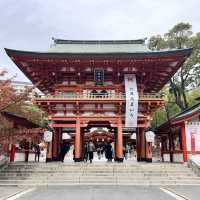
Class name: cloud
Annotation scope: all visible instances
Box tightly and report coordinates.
[0,0,199,81]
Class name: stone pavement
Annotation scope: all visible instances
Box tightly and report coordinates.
[0,186,27,200]
[3,186,199,200]
[10,186,175,200]
[1,186,200,200]
[166,185,200,200]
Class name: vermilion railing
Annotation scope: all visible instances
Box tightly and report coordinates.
[35,93,163,100]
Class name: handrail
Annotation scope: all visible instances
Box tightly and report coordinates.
[35,93,163,100]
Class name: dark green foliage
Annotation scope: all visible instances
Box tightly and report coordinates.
[149,22,200,128]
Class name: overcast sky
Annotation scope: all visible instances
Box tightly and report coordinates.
[0,0,199,82]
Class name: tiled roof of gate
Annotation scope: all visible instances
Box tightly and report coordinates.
[49,38,151,53]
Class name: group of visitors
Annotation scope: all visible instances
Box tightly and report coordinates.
[32,140,131,163]
[33,140,70,163]
[83,141,114,163]
[83,140,96,163]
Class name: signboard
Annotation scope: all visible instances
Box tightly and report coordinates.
[185,122,200,153]
[44,131,53,142]
[94,69,104,85]
[125,74,138,127]
[62,132,71,140]
[145,131,155,142]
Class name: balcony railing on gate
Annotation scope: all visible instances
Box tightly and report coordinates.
[35,93,163,100]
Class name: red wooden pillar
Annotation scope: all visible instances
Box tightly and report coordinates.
[52,130,58,161]
[10,144,16,162]
[116,117,123,162]
[80,130,84,160]
[145,142,152,162]
[46,142,53,162]
[136,128,141,161]
[140,128,146,161]
[114,128,117,159]
[74,118,81,162]
[181,123,188,162]
[57,128,62,154]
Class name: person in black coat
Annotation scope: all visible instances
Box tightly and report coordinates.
[83,143,88,162]
[24,141,30,162]
[105,142,113,162]
[34,144,40,162]
[59,141,70,162]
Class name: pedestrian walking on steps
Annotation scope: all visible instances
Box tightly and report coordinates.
[88,140,95,163]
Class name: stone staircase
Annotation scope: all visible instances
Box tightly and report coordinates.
[0,162,200,186]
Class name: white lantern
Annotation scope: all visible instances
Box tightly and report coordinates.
[62,132,71,140]
[44,131,53,142]
[130,133,136,140]
[145,131,155,142]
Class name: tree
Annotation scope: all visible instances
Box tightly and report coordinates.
[0,69,45,139]
[148,35,167,51]
[165,22,192,49]
[149,22,200,111]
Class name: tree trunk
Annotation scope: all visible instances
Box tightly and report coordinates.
[180,69,188,109]
[170,79,185,111]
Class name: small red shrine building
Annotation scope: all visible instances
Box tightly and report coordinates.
[156,101,200,163]
[0,112,42,162]
[5,39,192,162]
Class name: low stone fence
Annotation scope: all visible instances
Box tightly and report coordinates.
[188,155,200,176]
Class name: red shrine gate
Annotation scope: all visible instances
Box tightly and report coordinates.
[5,39,192,162]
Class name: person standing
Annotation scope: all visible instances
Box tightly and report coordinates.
[97,146,101,160]
[83,143,88,162]
[24,141,30,162]
[59,141,70,162]
[59,141,64,161]
[100,146,104,157]
[88,140,95,163]
[124,145,129,160]
[34,144,41,162]
[62,141,70,162]
[105,142,113,162]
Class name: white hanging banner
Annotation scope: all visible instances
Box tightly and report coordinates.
[125,74,138,127]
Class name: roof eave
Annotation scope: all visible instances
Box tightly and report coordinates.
[5,48,193,59]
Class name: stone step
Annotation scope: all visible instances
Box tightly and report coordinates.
[0,173,196,178]
[1,182,200,186]
[1,179,200,186]
[6,166,189,170]
[6,165,188,168]
[1,162,198,186]
[6,165,189,169]
[0,171,195,175]
[2,169,192,172]
[0,176,199,181]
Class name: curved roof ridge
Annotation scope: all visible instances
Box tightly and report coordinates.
[52,38,146,45]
